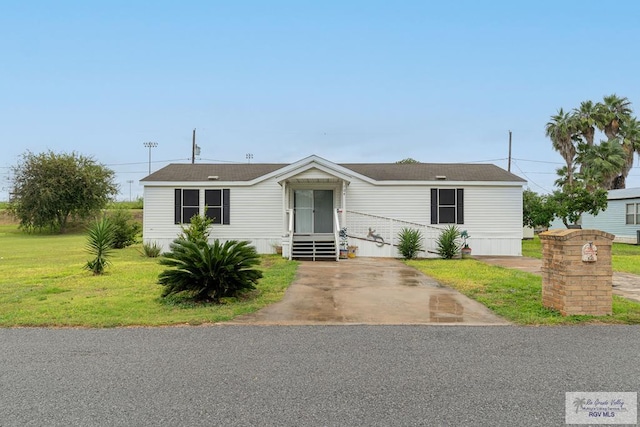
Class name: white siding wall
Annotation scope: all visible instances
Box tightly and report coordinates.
[143,180,284,252]
[345,178,523,256]
[144,174,524,256]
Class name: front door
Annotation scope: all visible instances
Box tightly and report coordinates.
[294,190,333,233]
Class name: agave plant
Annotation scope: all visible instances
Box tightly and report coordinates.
[158,238,263,302]
[85,217,116,275]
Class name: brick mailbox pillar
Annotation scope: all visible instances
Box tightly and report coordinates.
[539,229,614,316]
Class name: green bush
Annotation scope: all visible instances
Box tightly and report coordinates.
[142,241,162,258]
[107,207,141,248]
[85,217,115,275]
[178,213,213,243]
[158,238,263,303]
[397,227,424,259]
[436,225,461,259]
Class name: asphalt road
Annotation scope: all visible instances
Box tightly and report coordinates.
[1,325,639,426]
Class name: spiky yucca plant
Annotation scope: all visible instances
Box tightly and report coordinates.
[397,227,424,259]
[85,217,115,275]
[435,225,461,259]
[158,238,263,303]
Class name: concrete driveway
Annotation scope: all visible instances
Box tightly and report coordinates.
[230,257,508,325]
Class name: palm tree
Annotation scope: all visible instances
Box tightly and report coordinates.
[546,108,577,186]
[573,397,586,414]
[597,94,632,140]
[573,100,598,146]
[576,140,625,190]
[554,165,576,189]
[612,117,640,188]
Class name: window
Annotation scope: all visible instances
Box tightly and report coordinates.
[626,203,640,225]
[431,188,464,224]
[174,189,199,224]
[205,189,230,225]
[174,188,230,225]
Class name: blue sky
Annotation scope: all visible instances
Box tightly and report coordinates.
[2,1,640,200]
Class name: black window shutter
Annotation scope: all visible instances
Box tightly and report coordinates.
[456,188,464,224]
[174,189,182,224]
[222,189,230,225]
[430,188,438,224]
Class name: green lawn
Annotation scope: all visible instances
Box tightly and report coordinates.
[406,258,640,325]
[522,236,640,275]
[0,224,298,327]
[2,221,639,327]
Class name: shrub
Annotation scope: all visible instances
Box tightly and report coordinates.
[397,227,424,259]
[142,241,162,258]
[158,239,263,303]
[85,217,115,274]
[178,213,213,243]
[107,207,141,248]
[436,225,461,259]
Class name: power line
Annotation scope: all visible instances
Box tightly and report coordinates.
[511,157,564,165]
[511,160,552,193]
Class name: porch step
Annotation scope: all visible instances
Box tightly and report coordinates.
[292,239,336,261]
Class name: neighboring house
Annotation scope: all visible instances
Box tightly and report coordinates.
[141,155,526,259]
[550,188,640,244]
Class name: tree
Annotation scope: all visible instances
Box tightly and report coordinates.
[522,189,555,229]
[545,108,577,186]
[575,140,625,190]
[548,183,608,228]
[597,94,632,140]
[395,158,420,164]
[9,151,118,233]
[547,94,639,190]
[572,100,598,146]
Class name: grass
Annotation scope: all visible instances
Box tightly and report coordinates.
[406,258,640,325]
[0,224,298,327]
[522,236,640,275]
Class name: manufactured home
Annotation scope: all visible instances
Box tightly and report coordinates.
[141,155,526,259]
[550,188,640,244]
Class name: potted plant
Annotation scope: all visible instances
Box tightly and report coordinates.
[339,227,349,259]
[460,230,472,258]
[347,245,358,258]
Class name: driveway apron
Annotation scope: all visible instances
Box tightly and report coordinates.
[229,258,508,325]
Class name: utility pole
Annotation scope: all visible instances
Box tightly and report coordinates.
[508,130,512,172]
[126,180,134,202]
[143,141,158,175]
[191,128,196,164]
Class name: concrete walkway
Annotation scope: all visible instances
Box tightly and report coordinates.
[230,258,508,325]
[475,256,640,303]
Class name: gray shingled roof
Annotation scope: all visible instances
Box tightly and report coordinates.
[141,163,287,182]
[141,162,525,183]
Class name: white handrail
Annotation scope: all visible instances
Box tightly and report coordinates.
[333,208,341,261]
[287,209,294,260]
